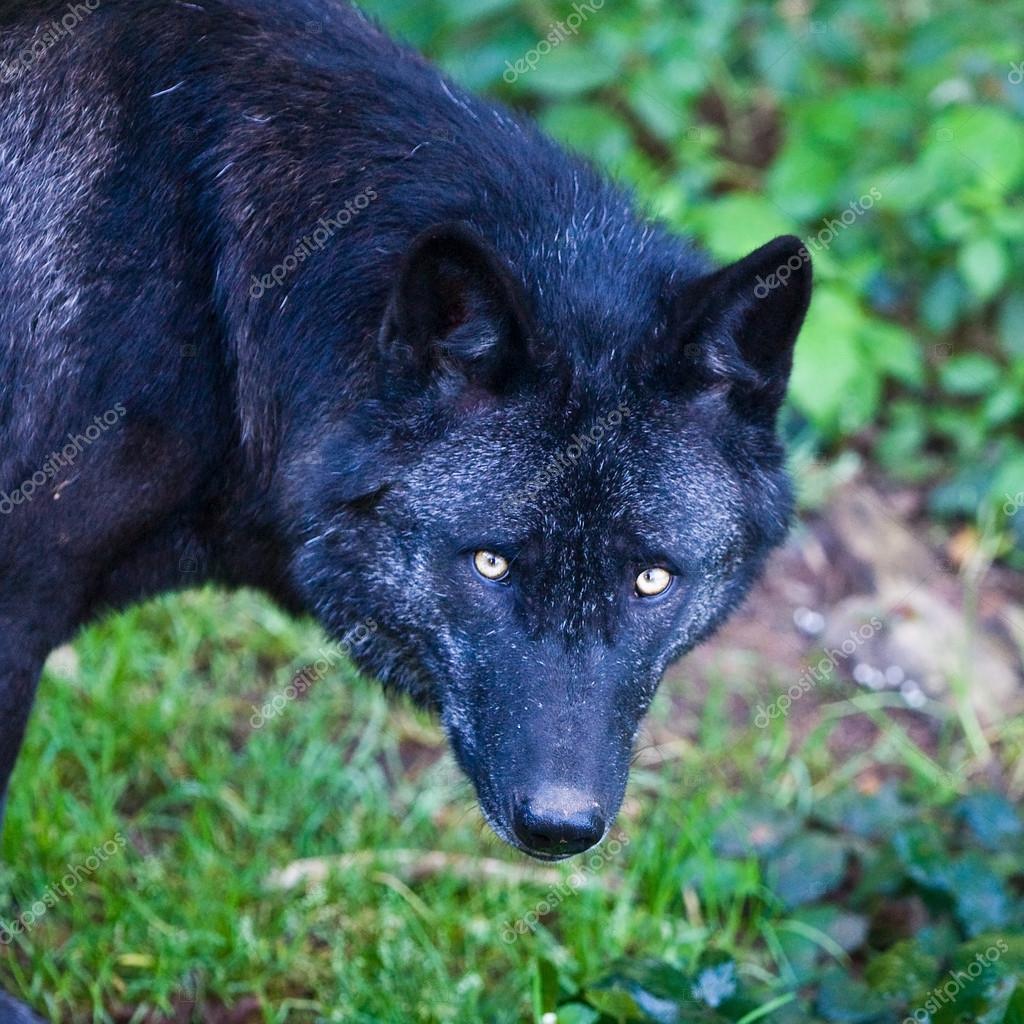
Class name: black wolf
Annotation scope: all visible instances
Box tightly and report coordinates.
[0,0,811,1016]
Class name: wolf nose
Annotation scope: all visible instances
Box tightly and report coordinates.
[511,789,605,857]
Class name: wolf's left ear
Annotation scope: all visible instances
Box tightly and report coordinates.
[379,222,536,392]
[676,235,812,418]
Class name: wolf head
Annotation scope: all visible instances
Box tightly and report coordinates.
[296,221,811,859]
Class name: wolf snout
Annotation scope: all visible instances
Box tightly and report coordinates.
[511,787,605,858]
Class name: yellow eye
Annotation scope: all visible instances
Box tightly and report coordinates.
[474,550,510,581]
[636,567,673,597]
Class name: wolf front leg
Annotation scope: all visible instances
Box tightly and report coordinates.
[0,992,47,1024]
[0,629,50,1024]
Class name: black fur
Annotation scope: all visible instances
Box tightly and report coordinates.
[0,0,811,1016]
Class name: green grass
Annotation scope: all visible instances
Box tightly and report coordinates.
[2,588,1021,1022]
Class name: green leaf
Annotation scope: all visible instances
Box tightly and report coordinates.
[765,833,848,909]
[891,820,951,887]
[816,969,892,1023]
[878,402,937,481]
[815,783,915,840]
[947,854,1013,936]
[767,142,844,221]
[512,46,623,98]
[959,236,1010,301]
[929,459,1002,519]
[539,103,634,165]
[955,792,1024,851]
[442,0,519,26]
[998,291,1024,358]
[599,960,694,1003]
[922,107,1024,198]
[939,354,1002,396]
[554,1005,602,1024]
[991,450,1024,510]
[921,269,968,333]
[860,318,924,387]
[584,987,650,1022]
[928,936,1024,1023]
[688,194,795,262]
[982,386,1024,427]
[1002,985,1024,1024]
[864,940,938,999]
[443,41,528,90]
[790,288,880,436]
[933,199,977,241]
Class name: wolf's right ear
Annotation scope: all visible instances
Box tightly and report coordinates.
[379,222,537,392]
[672,235,812,419]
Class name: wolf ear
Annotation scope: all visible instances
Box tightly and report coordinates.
[676,235,812,418]
[379,222,536,391]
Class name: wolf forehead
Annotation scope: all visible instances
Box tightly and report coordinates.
[477,216,704,372]
[383,398,764,550]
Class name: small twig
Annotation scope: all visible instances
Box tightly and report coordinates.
[267,849,615,891]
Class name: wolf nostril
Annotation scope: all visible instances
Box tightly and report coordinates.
[511,790,605,857]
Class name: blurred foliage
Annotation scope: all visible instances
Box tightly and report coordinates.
[541,784,1024,1023]
[362,0,1024,558]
